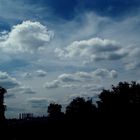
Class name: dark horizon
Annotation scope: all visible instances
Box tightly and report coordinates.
[0,0,140,119]
[0,81,140,139]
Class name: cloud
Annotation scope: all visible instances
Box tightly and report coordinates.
[27,98,53,108]
[22,72,32,78]
[20,87,36,94]
[7,107,25,112]
[36,69,47,77]
[83,84,104,92]
[22,69,47,78]
[92,69,118,79]
[5,93,16,99]
[44,68,118,89]
[44,80,60,89]
[58,73,81,82]
[0,71,20,89]
[124,46,140,70]
[8,86,36,95]
[0,21,54,53]
[55,37,128,64]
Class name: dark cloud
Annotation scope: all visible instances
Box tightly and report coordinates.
[7,107,25,112]
[5,93,15,99]
[44,68,118,89]
[0,71,20,89]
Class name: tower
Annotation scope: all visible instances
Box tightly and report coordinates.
[0,87,7,122]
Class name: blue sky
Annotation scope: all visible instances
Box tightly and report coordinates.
[0,0,140,118]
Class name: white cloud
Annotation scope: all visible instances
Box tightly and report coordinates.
[22,70,47,78]
[36,69,47,77]
[44,68,118,89]
[92,69,118,79]
[110,70,118,78]
[0,71,20,89]
[44,80,60,89]
[58,73,80,82]
[0,21,54,53]
[55,37,128,63]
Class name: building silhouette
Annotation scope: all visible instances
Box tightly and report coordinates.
[19,113,34,120]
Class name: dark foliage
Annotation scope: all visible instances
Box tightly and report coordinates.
[0,87,7,121]
[98,81,140,115]
[0,81,140,139]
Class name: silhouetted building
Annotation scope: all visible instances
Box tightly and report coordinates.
[0,87,7,122]
[19,113,34,120]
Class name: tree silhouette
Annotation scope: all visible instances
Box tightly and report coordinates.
[97,81,140,119]
[66,97,97,121]
[0,86,7,122]
[47,103,64,120]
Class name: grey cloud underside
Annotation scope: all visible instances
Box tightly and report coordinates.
[0,71,36,98]
[55,37,127,62]
[36,70,47,77]
[55,37,140,70]
[7,107,25,112]
[23,69,47,79]
[0,71,20,89]
[27,98,54,108]
[44,68,118,89]
[8,86,36,95]
[5,93,15,99]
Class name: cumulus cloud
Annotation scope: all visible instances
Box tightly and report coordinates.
[22,69,47,78]
[0,21,53,53]
[36,69,47,77]
[92,69,118,78]
[0,71,20,89]
[44,80,60,89]
[58,73,81,82]
[44,68,118,89]
[55,37,128,63]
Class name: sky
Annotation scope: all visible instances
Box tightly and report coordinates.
[0,0,140,118]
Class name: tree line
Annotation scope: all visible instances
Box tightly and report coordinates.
[0,81,140,139]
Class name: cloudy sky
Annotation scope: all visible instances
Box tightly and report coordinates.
[0,0,140,118]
